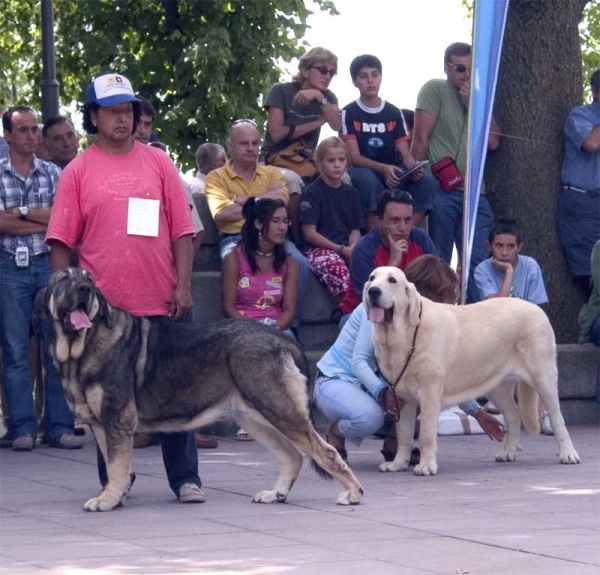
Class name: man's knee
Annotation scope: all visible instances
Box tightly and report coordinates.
[277,168,304,196]
[219,235,240,260]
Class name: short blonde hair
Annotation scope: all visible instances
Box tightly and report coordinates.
[293,47,338,83]
[316,136,348,164]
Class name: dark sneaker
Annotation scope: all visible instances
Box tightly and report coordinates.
[0,433,13,449]
[48,433,84,449]
[12,435,35,451]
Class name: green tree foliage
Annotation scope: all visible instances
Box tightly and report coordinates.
[463,0,598,98]
[580,0,600,94]
[0,0,337,168]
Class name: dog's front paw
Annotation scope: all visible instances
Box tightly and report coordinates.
[252,489,286,504]
[336,488,362,505]
[495,449,517,462]
[379,459,409,472]
[413,462,437,476]
[559,448,580,464]
[83,491,122,512]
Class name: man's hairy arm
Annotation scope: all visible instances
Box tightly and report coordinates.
[0,211,47,235]
[583,123,600,153]
[49,240,72,271]
[411,109,437,161]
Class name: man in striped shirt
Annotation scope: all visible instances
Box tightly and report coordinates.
[0,106,81,451]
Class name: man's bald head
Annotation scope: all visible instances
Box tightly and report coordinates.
[228,120,260,167]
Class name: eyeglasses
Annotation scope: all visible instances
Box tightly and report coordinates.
[311,66,337,77]
[232,118,257,127]
[446,63,471,74]
[271,217,291,226]
[103,105,134,116]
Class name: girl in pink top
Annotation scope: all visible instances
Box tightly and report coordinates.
[221,198,299,330]
[221,198,299,441]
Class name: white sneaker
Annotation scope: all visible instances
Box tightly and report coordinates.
[178,483,205,503]
[539,412,553,435]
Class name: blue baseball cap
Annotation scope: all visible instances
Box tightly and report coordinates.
[86,73,140,107]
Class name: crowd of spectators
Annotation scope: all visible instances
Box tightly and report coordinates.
[0,41,598,487]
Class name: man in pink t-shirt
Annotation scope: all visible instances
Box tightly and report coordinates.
[46,72,204,504]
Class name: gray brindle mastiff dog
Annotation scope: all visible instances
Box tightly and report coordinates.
[36,268,363,511]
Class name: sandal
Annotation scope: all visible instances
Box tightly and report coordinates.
[235,429,254,442]
[326,424,348,462]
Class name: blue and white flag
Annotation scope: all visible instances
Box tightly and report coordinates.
[461,0,509,301]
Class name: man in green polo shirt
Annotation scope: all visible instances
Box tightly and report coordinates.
[411,42,502,303]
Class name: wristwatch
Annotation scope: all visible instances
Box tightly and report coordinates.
[319,96,328,106]
[19,206,29,220]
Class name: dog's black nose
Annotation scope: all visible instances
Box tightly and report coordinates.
[368,287,381,299]
[77,284,91,297]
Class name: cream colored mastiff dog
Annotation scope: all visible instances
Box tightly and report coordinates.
[363,266,580,476]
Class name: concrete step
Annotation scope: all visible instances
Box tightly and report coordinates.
[191,270,336,327]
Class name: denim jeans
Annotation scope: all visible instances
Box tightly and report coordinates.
[97,315,200,495]
[0,251,74,440]
[347,167,383,218]
[591,317,600,347]
[428,190,494,303]
[347,166,437,217]
[314,375,385,446]
[219,235,308,328]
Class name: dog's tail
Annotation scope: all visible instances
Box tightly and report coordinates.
[517,382,540,436]
[310,458,334,481]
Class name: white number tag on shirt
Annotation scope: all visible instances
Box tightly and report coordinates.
[127,198,160,237]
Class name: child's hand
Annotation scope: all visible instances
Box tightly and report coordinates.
[491,258,513,274]
[383,164,401,187]
[474,408,505,442]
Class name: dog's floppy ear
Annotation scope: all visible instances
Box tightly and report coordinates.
[33,287,49,334]
[405,281,421,327]
[96,290,114,329]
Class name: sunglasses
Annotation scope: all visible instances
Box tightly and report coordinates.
[447,63,472,73]
[389,189,413,202]
[231,118,257,127]
[311,66,337,77]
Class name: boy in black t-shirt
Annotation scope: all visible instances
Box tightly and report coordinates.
[341,54,435,228]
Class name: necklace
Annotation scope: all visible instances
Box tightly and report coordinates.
[256,250,274,257]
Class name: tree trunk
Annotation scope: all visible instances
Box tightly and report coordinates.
[486,0,589,343]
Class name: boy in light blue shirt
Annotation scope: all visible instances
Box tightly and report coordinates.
[474,218,548,305]
[474,218,553,434]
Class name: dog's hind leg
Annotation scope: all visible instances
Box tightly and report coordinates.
[230,353,363,505]
[379,403,416,472]
[488,381,521,462]
[284,426,364,505]
[533,378,580,464]
[236,412,304,504]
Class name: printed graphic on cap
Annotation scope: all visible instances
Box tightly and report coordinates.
[94,75,134,99]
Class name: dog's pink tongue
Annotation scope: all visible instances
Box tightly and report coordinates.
[70,310,92,330]
[368,307,385,323]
